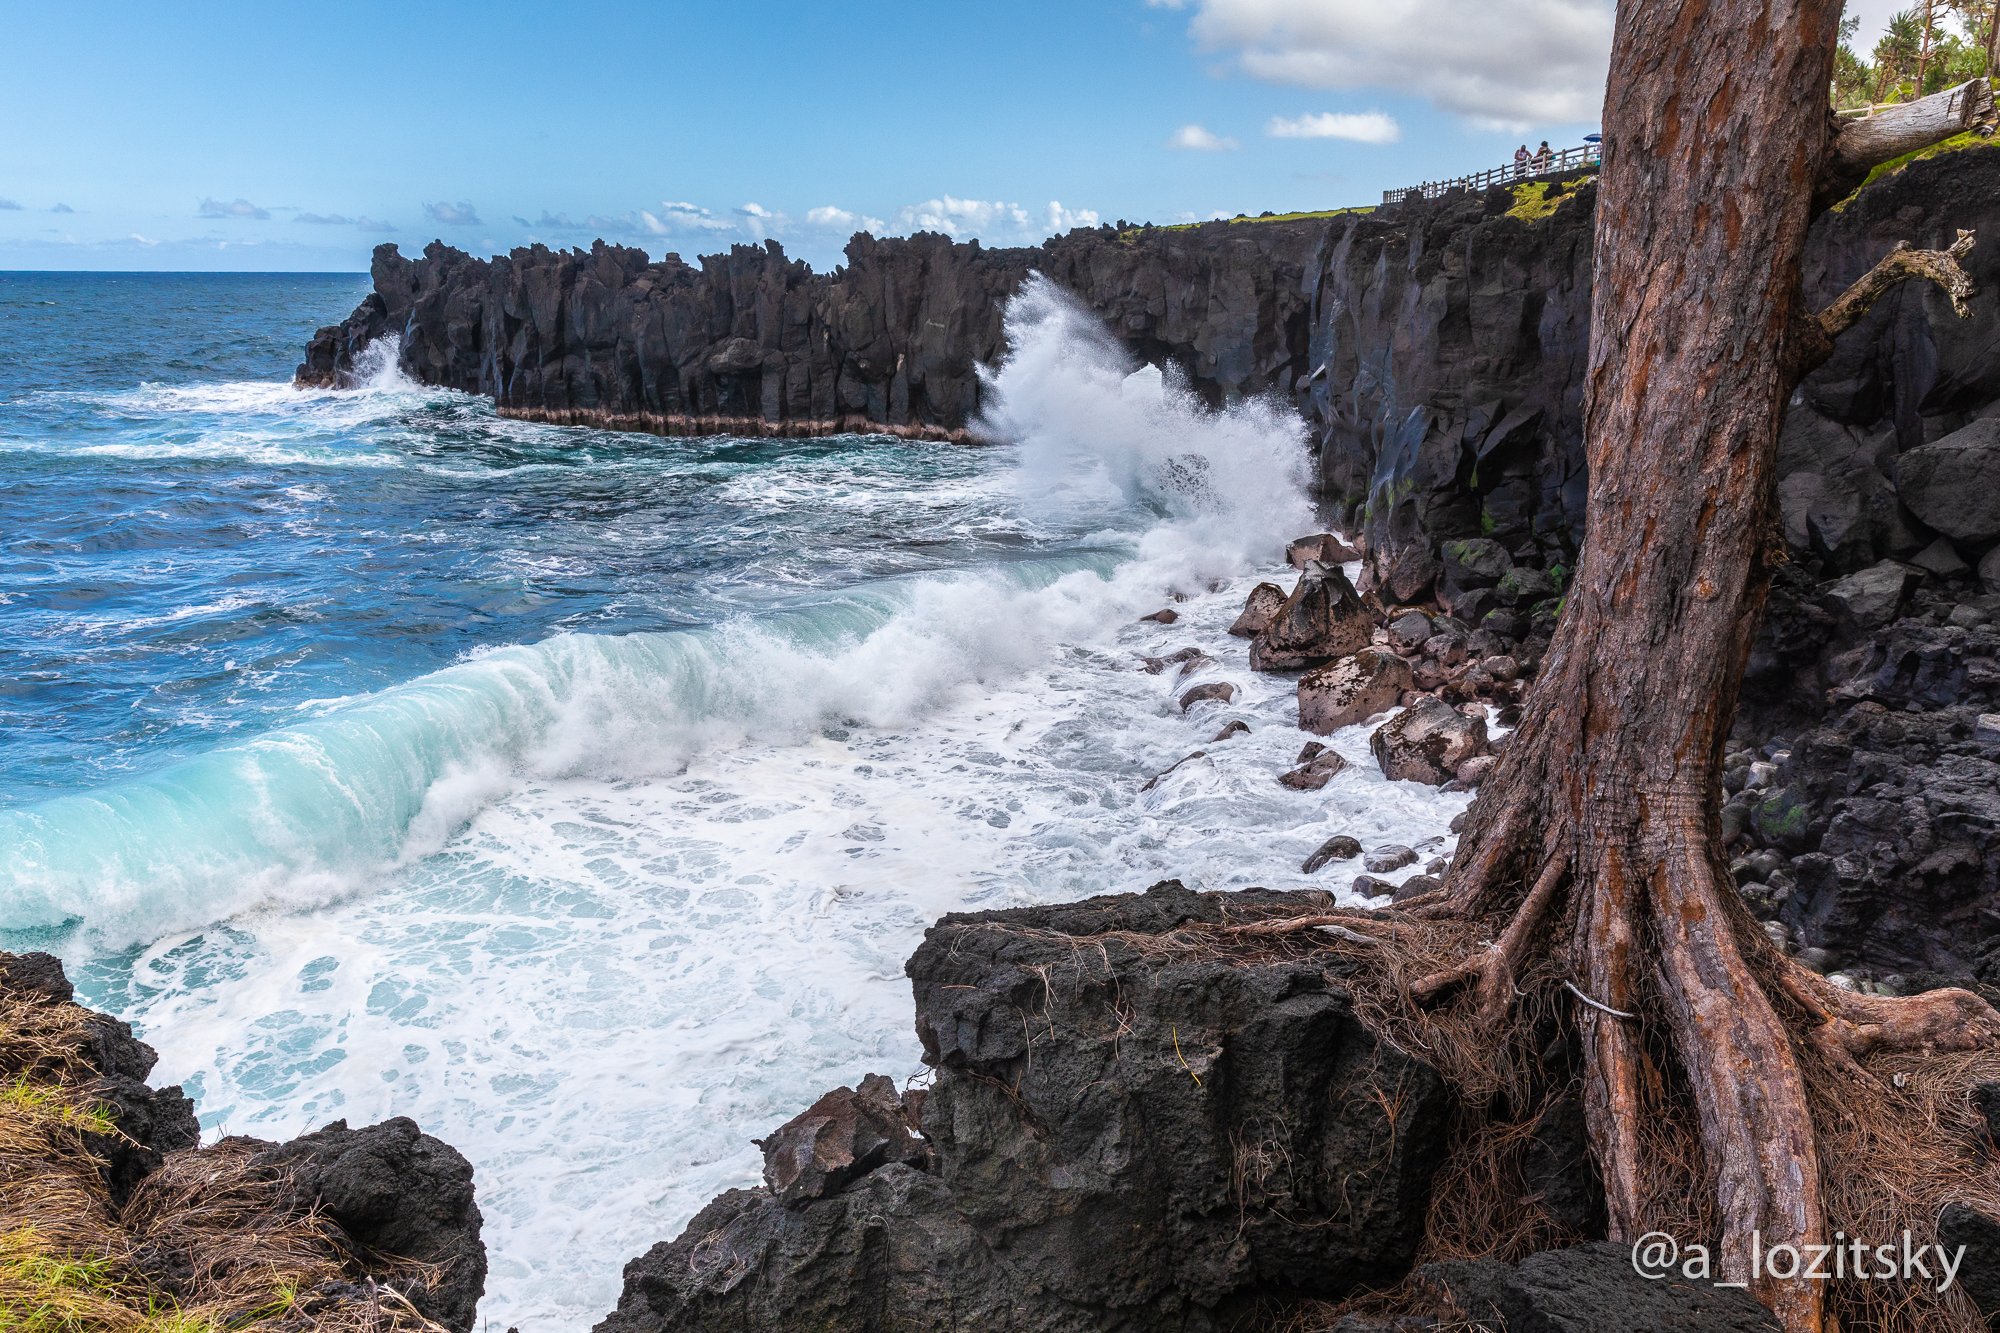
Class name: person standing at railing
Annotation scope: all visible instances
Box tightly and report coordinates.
[1514,144,1531,177]
[1533,140,1553,172]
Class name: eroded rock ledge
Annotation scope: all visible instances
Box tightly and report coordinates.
[595,883,1787,1333]
[0,951,486,1333]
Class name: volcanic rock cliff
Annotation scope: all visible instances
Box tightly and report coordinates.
[296,223,1319,444]
[299,148,2000,591]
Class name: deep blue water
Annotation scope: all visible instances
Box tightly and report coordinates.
[0,271,1026,802]
[0,272,1406,1329]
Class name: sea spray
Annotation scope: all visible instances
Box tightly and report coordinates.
[3,276,1463,1331]
[3,281,1313,950]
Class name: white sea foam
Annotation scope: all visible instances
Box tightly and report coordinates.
[25,281,1466,1329]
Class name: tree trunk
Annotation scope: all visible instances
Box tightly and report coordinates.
[1420,0,2000,1329]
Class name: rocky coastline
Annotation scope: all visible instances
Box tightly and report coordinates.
[102,138,1984,1328]
[0,951,486,1333]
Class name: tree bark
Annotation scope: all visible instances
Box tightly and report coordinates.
[1426,0,1996,1328]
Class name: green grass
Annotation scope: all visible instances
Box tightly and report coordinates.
[1118,205,1376,241]
[1843,129,2000,201]
[1505,175,1594,223]
[0,1080,116,1137]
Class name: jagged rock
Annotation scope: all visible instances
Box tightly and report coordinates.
[301,218,1325,444]
[1250,566,1373,672]
[1,953,486,1333]
[1910,537,1971,578]
[1983,543,2000,592]
[249,1118,487,1332]
[1386,610,1434,653]
[1441,538,1513,589]
[1897,418,2000,544]
[1363,845,1417,873]
[1,951,200,1203]
[1423,1243,1780,1331]
[1371,699,1489,786]
[1279,749,1350,790]
[1298,649,1414,734]
[596,883,1452,1333]
[1495,566,1559,606]
[1287,533,1361,567]
[1228,582,1288,637]
[1822,559,1918,629]
[755,1075,929,1207]
[1179,682,1237,711]
[1303,834,1363,873]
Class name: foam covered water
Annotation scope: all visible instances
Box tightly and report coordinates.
[0,272,1465,1328]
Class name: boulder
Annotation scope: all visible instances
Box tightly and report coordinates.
[1,951,198,1204]
[1179,682,1237,711]
[1909,537,1970,579]
[1495,566,1559,606]
[1298,649,1414,735]
[1141,608,1179,624]
[1983,543,2000,593]
[1279,749,1350,790]
[595,883,1454,1333]
[250,1118,488,1332]
[1897,418,2000,543]
[1822,560,1917,629]
[1440,538,1513,589]
[1371,699,1490,785]
[1287,533,1361,567]
[755,1075,929,1207]
[1363,845,1417,873]
[1210,719,1251,742]
[1386,610,1434,653]
[1302,834,1363,873]
[1228,582,1287,637]
[1938,1203,2000,1319]
[1250,566,1374,671]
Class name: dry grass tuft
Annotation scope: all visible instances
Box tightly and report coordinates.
[989,898,2000,1332]
[0,986,445,1333]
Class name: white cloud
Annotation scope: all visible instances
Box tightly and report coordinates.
[1168,123,1240,151]
[50,203,74,214]
[424,200,482,227]
[639,200,731,234]
[900,196,1031,236]
[295,212,395,230]
[737,202,778,219]
[197,197,270,220]
[806,205,887,233]
[1171,0,1611,127]
[897,196,1099,244]
[1266,110,1401,143]
[1046,201,1100,232]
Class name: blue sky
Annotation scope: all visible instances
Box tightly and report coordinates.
[0,0,1883,272]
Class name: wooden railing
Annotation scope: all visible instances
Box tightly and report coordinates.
[1383,142,1603,204]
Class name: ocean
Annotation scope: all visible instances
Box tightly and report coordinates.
[0,269,1463,1328]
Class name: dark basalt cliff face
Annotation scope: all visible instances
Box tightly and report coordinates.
[296,223,1320,443]
[300,149,2000,599]
[596,884,1786,1333]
